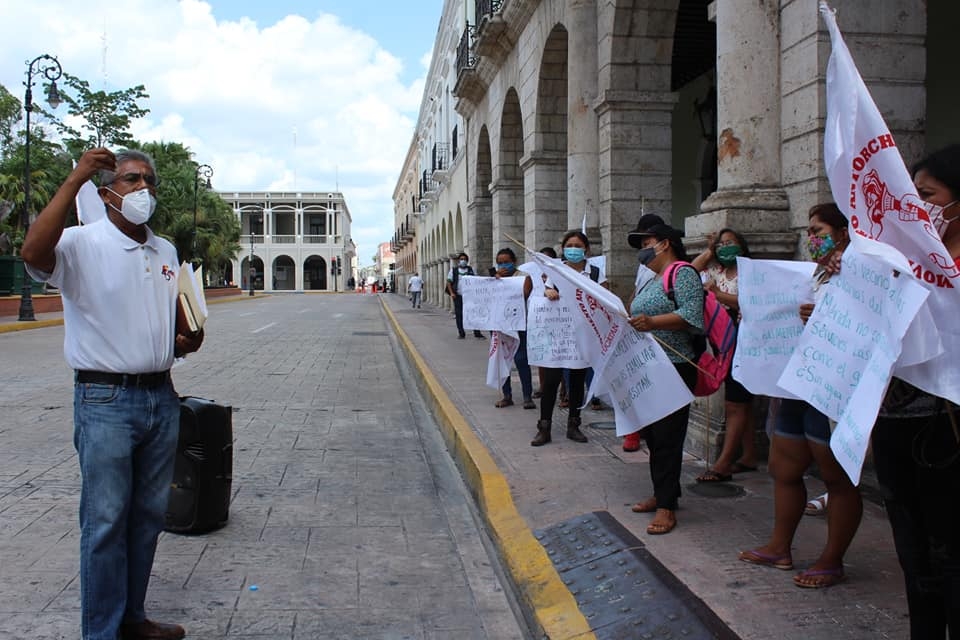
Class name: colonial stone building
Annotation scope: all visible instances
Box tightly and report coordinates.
[220,191,355,293]
[391,0,958,452]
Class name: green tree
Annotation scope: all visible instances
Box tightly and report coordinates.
[0,84,22,158]
[138,141,240,279]
[43,73,149,157]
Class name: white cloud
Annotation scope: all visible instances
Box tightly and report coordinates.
[0,0,428,262]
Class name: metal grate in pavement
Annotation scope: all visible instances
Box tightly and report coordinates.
[351,331,389,336]
[535,511,741,640]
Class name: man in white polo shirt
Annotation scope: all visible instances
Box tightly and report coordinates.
[22,148,202,640]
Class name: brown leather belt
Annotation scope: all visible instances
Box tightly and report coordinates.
[75,370,170,388]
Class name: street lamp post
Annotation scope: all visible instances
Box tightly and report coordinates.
[248,214,258,297]
[19,54,63,321]
[192,164,213,264]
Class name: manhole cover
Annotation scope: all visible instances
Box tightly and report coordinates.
[687,482,745,498]
[587,421,617,430]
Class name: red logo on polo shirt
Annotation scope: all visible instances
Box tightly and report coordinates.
[161,265,174,281]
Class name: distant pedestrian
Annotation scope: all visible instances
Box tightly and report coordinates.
[447,252,483,339]
[407,272,423,308]
[22,147,201,640]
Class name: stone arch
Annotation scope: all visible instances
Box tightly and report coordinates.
[241,255,264,290]
[271,254,296,290]
[303,255,327,290]
[492,88,525,265]
[528,23,570,251]
[473,125,494,266]
[670,0,717,220]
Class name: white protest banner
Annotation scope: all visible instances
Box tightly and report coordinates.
[821,2,958,404]
[778,250,929,483]
[526,294,588,368]
[461,275,527,332]
[486,331,520,390]
[519,261,550,296]
[532,253,628,380]
[732,258,816,398]
[598,327,694,436]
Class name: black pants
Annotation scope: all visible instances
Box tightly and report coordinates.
[873,413,960,640]
[540,367,586,422]
[644,362,697,511]
[453,295,466,337]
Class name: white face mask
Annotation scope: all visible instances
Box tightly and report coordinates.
[107,187,156,225]
[930,200,959,239]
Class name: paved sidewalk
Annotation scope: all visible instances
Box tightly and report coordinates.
[380,293,910,640]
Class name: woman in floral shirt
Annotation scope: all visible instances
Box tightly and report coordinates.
[627,223,703,535]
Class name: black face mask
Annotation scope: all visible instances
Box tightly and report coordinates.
[637,247,657,265]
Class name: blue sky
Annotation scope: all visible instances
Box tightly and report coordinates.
[0,0,445,262]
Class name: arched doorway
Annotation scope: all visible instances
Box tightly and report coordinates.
[303,256,327,290]
[241,256,264,290]
[272,255,296,291]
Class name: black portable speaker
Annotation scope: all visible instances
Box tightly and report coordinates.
[164,396,233,534]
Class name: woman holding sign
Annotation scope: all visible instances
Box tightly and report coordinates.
[492,248,536,409]
[872,145,960,638]
[626,223,704,535]
[739,203,862,589]
[690,228,759,482]
[531,231,606,446]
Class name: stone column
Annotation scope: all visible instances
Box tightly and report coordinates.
[567,0,600,233]
[693,0,792,245]
[489,178,524,263]
[595,90,677,302]
[521,151,568,252]
[467,197,493,271]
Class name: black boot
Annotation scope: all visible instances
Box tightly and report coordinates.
[567,416,588,443]
[531,419,552,446]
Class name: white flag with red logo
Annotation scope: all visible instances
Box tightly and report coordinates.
[821,1,959,406]
[486,331,520,390]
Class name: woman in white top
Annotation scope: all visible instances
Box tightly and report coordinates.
[690,228,759,481]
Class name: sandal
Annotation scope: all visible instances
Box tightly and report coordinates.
[793,567,845,589]
[646,508,677,535]
[696,469,733,483]
[522,399,536,410]
[631,497,657,513]
[494,398,514,408]
[738,548,794,571]
[804,493,828,516]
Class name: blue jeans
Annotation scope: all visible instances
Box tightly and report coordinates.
[74,378,180,640]
[410,291,421,307]
[502,331,533,400]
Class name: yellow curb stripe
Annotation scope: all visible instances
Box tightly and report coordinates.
[381,299,594,640]
[0,318,64,333]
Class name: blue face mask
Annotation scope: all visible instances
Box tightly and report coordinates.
[498,262,514,272]
[563,247,586,263]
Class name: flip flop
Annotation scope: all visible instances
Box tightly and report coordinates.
[696,469,733,483]
[646,509,676,535]
[804,493,828,516]
[793,567,846,589]
[631,497,657,513]
[731,462,758,473]
[738,548,794,571]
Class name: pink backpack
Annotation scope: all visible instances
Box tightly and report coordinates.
[663,262,738,396]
